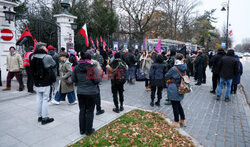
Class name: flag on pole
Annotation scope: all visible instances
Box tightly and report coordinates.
[33,39,37,49]
[229,30,233,37]
[16,27,33,45]
[79,24,89,47]
[143,36,147,50]
[100,36,103,43]
[96,38,99,49]
[103,40,107,50]
[155,39,161,53]
[90,37,94,45]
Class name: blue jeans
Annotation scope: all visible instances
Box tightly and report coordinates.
[217,78,232,99]
[54,91,76,104]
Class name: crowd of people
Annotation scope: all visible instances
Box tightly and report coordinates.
[1,42,243,135]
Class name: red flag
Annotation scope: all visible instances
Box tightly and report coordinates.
[33,39,37,49]
[96,38,99,49]
[100,36,103,43]
[79,24,89,47]
[90,37,94,45]
[229,30,233,37]
[103,40,107,49]
[16,27,33,45]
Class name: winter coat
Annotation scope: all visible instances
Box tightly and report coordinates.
[232,56,243,84]
[194,54,204,72]
[6,53,23,72]
[167,56,175,70]
[150,62,167,87]
[108,58,128,85]
[93,54,104,66]
[210,50,225,74]
[218,55,238,80]
[202,52,209,68]
[125,52,136,67]
[141,57,153,79]
[59,59,74,93]
[165,64,187,101]
[48,50,60,76]
[71,60,101,95]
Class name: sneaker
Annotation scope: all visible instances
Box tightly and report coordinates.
[38,117,42,122]
[120,106,124,111]
[28,90,36,94]
[150,101,154,107]
[195,83,201,86]
[225,98,230,102]
[113,108,120,113]
[69,101,77,105]
[19,87,24,91]
[164,101,171,105]
[216,95,220,100]
[155,101,160,107]
[2,87,11,91]
[51,99,60,105]
[96,109,105,115]
[86,128,95,136]
[41,117,54,125]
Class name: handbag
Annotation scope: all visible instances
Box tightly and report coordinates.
[174,66,191,94]
[66,76,73,86]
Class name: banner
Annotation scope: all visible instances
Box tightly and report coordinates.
[113,41,119,50]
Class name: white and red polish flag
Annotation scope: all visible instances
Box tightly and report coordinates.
[79,24,89,47]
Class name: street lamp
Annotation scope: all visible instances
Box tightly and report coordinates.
[221,0,230,50]
[3,7,16,24]
[71,23,78,30]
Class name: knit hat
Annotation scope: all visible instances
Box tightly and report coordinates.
[35,42,47,50]
[47,45,55,51]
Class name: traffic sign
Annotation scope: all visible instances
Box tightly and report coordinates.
[1,29,14,41]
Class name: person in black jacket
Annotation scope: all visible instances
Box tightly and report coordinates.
[194,50,204,85]
[210,48,225,94]
[125,49,136,84]
[216,49,238,101]
[150,55,167,107]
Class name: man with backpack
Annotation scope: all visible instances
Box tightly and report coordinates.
[107,53,127,113]
[30,42,57,125]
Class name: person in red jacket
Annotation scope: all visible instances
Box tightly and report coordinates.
[23,46,35,93]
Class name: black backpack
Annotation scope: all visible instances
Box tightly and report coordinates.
[69,54,78,66]
[113,62,127,85]
[30,56,56,86]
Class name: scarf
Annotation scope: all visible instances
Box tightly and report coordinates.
[10,51,17,56]
[79,59,92,64]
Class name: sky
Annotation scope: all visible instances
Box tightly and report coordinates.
[197,0,250,46]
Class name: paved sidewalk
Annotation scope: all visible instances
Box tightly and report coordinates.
[100,70,250,147]
[0,90,134,147]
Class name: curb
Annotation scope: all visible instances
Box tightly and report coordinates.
[239,84,250,128]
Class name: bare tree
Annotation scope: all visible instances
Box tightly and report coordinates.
[118,0,161,42]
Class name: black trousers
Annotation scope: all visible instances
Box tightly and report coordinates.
[151,86,163,102]
[231,84,238,93]
[171,100,185,122]
[202,66,207,83]
[212,73,220,91]
[25,67,34,92]
[145,79,150,87]
[77,94,96,134]
[95,86,101,112]
[111,84,124,108]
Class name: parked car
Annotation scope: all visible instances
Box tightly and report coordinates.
[243,52,250,57]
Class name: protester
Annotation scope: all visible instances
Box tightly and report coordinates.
[150,55,167,107]
[107,52,127,113]
[86,49,105,115]
[165,48,176,105]
[30,42,56,125]
[125,49,136,84]
[202,48,209,84]
[185,52,192,77]
[23,46,35,93]
[231,55,243,94]
[209,48,225,94]
[2,46,24,91]
[165,53,187,128]
[93,50,104,71]
[140,52,153,92]
[61,47,66,53]
[68,48,78,70]
[51,52,77,105]
[72,52,101,135]
[194,50,204,85]
[47,45,60,76]
[216,49,238,101]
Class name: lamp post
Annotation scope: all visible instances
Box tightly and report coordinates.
[221,0,230,50]
[3,7,16,24]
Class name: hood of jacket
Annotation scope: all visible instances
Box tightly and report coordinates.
[175,63,187,73]
[77,61,95,72]
[47,50,55,56]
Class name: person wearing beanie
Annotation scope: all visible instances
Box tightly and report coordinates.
[2,46,24,91]
[30,42,56,125]
[47,45,60,76]
[216,49,238,101]
[51,52,77,105]
[23,46,35,93]
[107,52,128,113]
